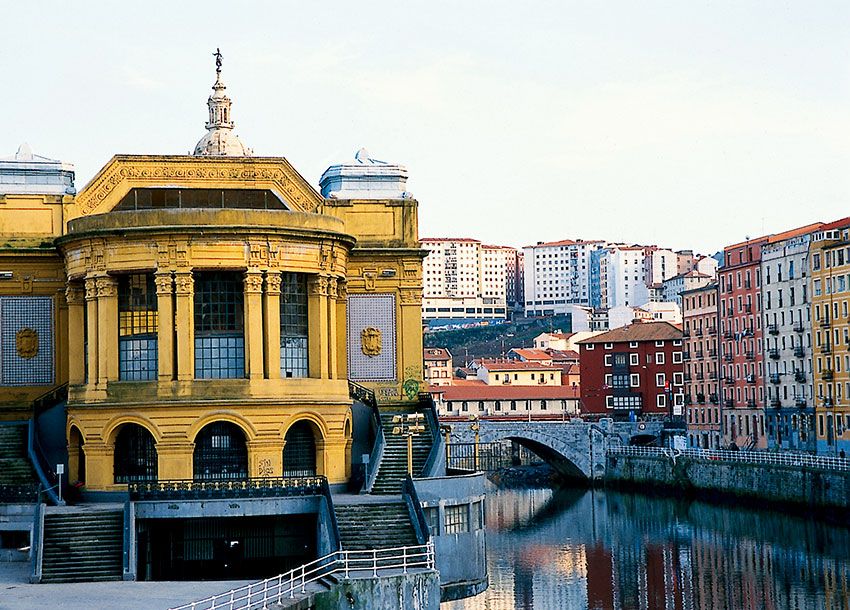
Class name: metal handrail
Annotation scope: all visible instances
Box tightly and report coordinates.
[419,393,444,478]
[319,478,341,552]
[27,421,62,506]
[402,474,431,545]
[169,541,436,610]
[350,380,385,493]
[129,476,326,500]
[607,445,850,471]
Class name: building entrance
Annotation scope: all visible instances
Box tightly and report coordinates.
[137,514,317,581]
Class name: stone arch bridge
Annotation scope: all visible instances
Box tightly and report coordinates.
[448,419,665,481]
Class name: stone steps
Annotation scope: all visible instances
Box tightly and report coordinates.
[334,502,417,551]
[370,412,434,495]
[41,510,124,583]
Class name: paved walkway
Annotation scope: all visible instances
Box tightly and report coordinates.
[0,562,252,610]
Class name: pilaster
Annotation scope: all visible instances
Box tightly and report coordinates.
[327,278,339,379]
[156,443,195,481]
[155,271,175,381]
[244,271,265,380]
[174,272,195,381]
[247,438,285,478]
[335,279,348,379]
[65,284,86,385]
[263,272,282,380]
[308,275,330,379]
[84,277,98,387]
[96,276,119,387]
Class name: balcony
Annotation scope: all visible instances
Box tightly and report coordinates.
[710,370,719,380]
[724,376,734,384]
[696,372,705,381]
[724,398,734,408]
[695,350,704,359]
[723,329,733,339]
[769,373,781,384]
[684,373,692,382]
[708,327,718,336]
[794,370,806,383]
[745,351,755,361]
[682,351,691,362]
[819,318,831,328]
[793,346,805,357]
[770,398,781,408]
[767,324,779,335]
[723,353,733,363]
[695,328,704,337]
[795,397,807,408]
[793,323,804,333]
[822,369,834,381]
[708,348,717,358]
[768,348,780,360]
[709,393,719,404]
[745,374,757,383]
[744,304,752,313]
[747,399,757,408]
[696,393,706,404]
[821,344,832,354]
[683,329,690,338]
[822,397,835,408]
[744,280,752,289]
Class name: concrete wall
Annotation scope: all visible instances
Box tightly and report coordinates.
[314,571,440,610]
[606,453,850,509]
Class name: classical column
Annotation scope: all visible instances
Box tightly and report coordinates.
[263,272,282,380]
[154,271,175,381]
[244,271,265,380]
[65,284,86,385]
[84,277,98,386]
[327,278,339,379]
[174,272,195,381]
[96,276,119,387]
[335,279,348,380]
[307,276,329,379]
[399,286,424,397]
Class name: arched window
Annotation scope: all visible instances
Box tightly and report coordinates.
[114,424,157,483]
[193,422,247,480]
[283,421,317,477]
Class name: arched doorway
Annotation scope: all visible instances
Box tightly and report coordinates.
[194,422,248,480]
[68,426,85,484]
[283,421,317,477]
[114,424,158,483]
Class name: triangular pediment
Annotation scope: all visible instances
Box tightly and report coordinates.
[67,155,324,222]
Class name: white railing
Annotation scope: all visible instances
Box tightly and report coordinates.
[169,541,435,610]
[607,445,850,471]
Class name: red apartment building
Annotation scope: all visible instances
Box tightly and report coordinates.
[578,321,685,419]
[719,236,768,448]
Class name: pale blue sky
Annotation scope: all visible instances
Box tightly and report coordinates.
[3,2,849,253]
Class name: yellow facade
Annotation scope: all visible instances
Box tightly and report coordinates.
[810,221,850,453]
[1,154,425,491]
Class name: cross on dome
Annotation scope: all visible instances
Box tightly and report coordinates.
[192,49,252,157]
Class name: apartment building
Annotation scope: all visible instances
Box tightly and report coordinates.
[810,218,850,455]
[421,238,511,323]
[523,239,606,315]
[592,246,650,309]
[682,282,721,449]
[424,348,453,387]
[761,226,822,452]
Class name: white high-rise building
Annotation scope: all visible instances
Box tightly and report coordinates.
[523,239,607,316]
[421,238,512,322]
[597,246,650,309]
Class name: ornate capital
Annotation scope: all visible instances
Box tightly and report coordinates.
[336,278,348,300]
[96,276,118,298]
[244,271,264,294]
[84,277,98,301]
[327,277,339,299]
[154,272,174,295]
[65,284,85,306]
[265,271,282,295]
[174,273,194,295]
[400,288,422,305]
[309,275,329,297]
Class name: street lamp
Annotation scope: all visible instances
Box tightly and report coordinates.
[469,415,480,471]
[392,413,426,475]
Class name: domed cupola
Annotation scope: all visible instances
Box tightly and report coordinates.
[193,49,252,157]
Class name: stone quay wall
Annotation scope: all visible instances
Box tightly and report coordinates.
[605,447,850,510]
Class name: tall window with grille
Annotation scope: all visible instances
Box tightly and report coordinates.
[280,273,308,378]
[118,274,158,381]
[194,271,245,379]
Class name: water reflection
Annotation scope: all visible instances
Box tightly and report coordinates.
[442,486,850,610]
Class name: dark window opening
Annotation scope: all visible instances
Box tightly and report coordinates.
[193,422,248,480]
[283,421,317,476]
[114,424,158,483]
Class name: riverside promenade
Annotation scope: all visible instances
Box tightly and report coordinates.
[0,562,252,610]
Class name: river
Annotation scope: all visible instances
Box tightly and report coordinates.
[442,485,850,610]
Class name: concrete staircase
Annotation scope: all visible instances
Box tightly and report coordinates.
[370,414,433,495]
[0,424,38,491]
[41,509,124,583]
[334,501,418,551]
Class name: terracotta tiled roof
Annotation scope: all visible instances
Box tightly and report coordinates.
[420,237,481,243]
[767,222,825,243]
[548,349,579,361]
[577,321,683,344]
[820,216,850,231]
[437,384,580,401]
[509,348,552,361]
[478,359,562,372]
[423,348,452,361]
